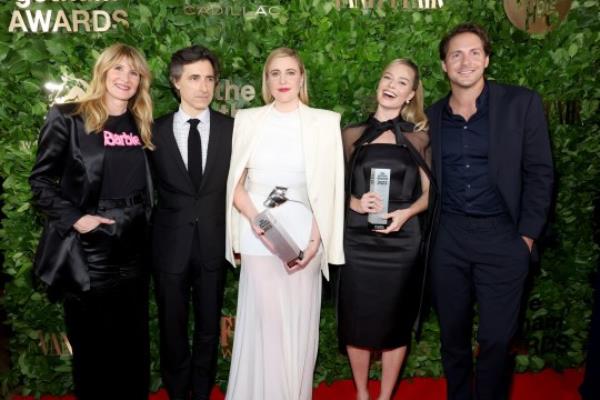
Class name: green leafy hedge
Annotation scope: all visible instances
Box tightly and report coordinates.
[0,0,599,396]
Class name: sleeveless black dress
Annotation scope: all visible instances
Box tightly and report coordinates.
[338,119,426,349]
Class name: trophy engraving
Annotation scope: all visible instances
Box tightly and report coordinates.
[368,168,391,230]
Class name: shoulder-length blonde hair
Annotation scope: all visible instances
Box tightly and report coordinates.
[383,58,429,132]
[76,43,154,149]
[261,47,309,105]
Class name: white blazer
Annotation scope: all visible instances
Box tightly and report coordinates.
[225,102,345,280]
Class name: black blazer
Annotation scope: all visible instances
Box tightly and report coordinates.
[29,103,154,293]
[148,109,233,273]
[427,81,554,241]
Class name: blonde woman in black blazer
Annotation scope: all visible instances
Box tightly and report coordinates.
[30,43,153,400]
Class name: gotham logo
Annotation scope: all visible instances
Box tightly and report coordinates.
[8,0,128,33]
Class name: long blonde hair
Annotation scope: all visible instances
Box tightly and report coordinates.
[383,58,429,132]
[76,43,154,149]
[261,47,309,105]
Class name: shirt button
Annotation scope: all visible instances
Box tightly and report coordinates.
[467,184,471,189]
[463,126,468,130]
[466,164,470,168]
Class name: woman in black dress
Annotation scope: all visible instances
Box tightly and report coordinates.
[338,59,432,400]
[29,44,154,400]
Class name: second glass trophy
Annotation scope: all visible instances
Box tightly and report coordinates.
[367,168,391,230]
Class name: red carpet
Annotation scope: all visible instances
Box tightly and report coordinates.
[11,368,584,400]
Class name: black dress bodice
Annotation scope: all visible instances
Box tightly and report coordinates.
[351,143,420,203]
[346,143,421,232]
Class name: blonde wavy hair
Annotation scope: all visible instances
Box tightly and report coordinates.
[383,58,429,132]
[76,43,154,149]
[261,47,309,105]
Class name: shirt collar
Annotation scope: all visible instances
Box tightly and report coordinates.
[176,106,210,125]
[444,80,489,116]
[475,80,489,110]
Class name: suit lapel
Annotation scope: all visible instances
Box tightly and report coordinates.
[78,120,105,203]
[161,113,195,191]
[243,104,275,165]
[199,109,222,191]
[488,82,504,183]
[430,100,444,193]
[298,103,317,186]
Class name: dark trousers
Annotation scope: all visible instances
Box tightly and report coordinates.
[154,228,226,400]
[64,277,150,400]
[431,213,530,400]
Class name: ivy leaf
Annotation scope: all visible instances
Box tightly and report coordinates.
[247,41,260,58]
[568,43,579,57]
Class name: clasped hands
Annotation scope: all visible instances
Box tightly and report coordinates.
[352,192,412,234]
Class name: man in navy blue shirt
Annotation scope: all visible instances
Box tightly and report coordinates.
[427,23,554,400]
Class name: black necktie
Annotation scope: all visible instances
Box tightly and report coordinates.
[187,118,202,189]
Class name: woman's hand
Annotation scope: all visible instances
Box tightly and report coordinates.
[250,213,266,237]
[288,239,320,272]
[373,209,412,235]
[350,192,382,214]
[288,216,322,271]
[73,214,115,234]
[233,169,264,237]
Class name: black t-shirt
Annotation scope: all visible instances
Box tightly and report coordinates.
[99,111,146,199]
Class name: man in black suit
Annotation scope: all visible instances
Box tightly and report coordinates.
[149,46,233,400]
[427,24,554,400]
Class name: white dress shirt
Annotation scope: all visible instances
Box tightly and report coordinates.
[173,106,210,172]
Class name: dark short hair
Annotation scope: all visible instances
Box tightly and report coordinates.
[169,45,220,85]
[439,23,492,60]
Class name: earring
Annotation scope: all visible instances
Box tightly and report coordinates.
[405,99,411,104]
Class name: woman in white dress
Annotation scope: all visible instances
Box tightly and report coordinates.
[225,47,345,400]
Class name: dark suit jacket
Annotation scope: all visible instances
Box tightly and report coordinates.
[149,109,233,273]
[29,103,154,293]
[427,81,554,242]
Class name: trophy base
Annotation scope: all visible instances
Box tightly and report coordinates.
[368,220,390,230]
[286,250,304,268]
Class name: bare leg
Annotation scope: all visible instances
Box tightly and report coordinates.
[377,346,407,400]
[347,345,371,400]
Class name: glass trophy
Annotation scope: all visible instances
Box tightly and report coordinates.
[367,168,391,230]
[253,187,304,268]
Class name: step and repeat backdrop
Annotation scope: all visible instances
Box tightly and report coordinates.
[0,0,598,396]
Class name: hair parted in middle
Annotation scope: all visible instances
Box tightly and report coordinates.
[76,43,154,149]
[261,47,309,105]
[382,58,429,132]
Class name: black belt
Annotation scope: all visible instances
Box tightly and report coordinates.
[98,193,146,210]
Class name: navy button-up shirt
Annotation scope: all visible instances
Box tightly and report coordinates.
[441,83,505,216]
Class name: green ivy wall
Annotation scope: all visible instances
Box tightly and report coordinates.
[0,0,598,396]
